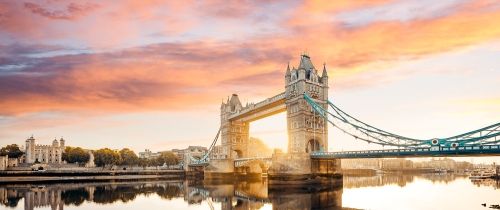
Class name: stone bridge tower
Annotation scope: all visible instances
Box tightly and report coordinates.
[220,94,249,159]
[285,54,329,154]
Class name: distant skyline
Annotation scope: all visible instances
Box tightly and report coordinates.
[0,1,499,163]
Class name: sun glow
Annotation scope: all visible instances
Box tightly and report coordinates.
[249,112,288,152]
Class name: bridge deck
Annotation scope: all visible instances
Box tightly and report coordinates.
[189,146,500,167]
[312,145,500,159]
[228,92,286,122]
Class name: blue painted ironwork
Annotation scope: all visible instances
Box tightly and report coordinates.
[189,127,221,165]
[192,93,500,165]
[303,93,500,148]
[311,145,500,159]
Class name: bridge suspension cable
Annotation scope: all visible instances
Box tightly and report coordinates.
[303,93,500,148]
[190,127,221,164]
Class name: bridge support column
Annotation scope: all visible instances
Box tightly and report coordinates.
[204,159,235,180]
[268,153,342,186]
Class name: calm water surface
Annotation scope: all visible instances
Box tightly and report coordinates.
[0,174,498,210]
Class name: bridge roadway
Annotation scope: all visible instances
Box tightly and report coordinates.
[311,145,500,159]
[234,157,272,167]
[188,145,500,167]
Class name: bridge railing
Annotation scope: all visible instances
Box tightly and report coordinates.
[234,157,272,161]
[311,145,500,158]
[228,92,285,119]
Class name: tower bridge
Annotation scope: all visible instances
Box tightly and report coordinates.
[188,54,500,185]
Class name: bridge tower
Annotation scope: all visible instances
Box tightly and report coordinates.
[285,54,329,154]
[220,94,249,159]
[268,54,340,185]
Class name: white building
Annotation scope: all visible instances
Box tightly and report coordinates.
[25,136,65,164]
[0,156,7,170]
[138,149,161,159]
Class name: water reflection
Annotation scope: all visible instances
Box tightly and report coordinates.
[0,182,185,210]
[343,173,469,189]
[471,179,500,189]
[0,180,345,210]
[0,174,497,210]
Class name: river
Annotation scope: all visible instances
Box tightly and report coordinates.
[0,174,498,210]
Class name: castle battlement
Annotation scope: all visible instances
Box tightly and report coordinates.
[25,136,66,164]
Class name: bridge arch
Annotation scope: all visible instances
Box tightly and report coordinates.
[233,149,243,159]
[306,139,321,153]
[235,159,270,174]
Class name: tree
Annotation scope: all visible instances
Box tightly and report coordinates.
[93,148,121,167]
[0,144,24,158]
[138,158,149,168]
[62,147,90,165]
[155,152,179,166]
[119,148,139,166]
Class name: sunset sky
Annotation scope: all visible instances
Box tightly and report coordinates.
[0,0,499,161]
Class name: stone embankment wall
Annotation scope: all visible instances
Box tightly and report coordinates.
[0,169,185,183]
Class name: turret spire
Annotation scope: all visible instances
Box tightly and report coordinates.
[322,62,328,77]
[286,62,291,75]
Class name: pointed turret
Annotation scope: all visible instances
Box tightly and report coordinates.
[229,94,242,112]
[322,63,328,77]
[286,62,291,75]
[285,62,291,85]
[298,54,315,70]
[52,138,59,147]
[59,137,65,148]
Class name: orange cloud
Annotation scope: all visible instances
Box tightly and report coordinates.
[283,0,500,73]
[23,2,99,20]
[1,0,500,116]
[0,41,291,115]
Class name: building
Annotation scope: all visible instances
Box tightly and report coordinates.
[381,159,413,170]
[24,136,65,164]
[0,156,7,170]
[172,146,207,161]
[7,158,18,167]
[141,147,208,161]
[342,159,381,169]
[414,158,457,170]
[138,149,161,159]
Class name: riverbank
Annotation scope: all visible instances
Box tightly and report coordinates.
[0,170,185,184]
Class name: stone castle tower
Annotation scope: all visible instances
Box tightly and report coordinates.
[285,54,329,154]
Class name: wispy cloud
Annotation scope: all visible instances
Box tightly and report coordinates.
[23,2,99,20]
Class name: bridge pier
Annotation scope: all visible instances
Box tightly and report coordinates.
[205,159,267,180]
[204,159,235,180]
[268,153,342,186]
